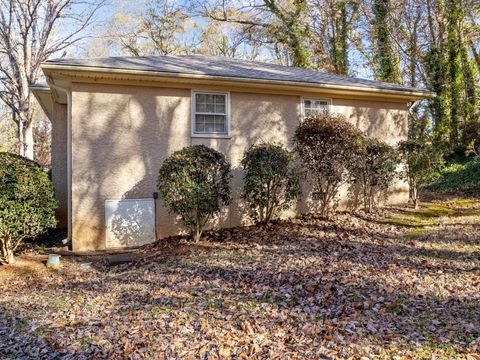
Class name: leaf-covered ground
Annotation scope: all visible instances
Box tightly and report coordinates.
[1,197,479,359]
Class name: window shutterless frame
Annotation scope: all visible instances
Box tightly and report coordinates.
[300,97,332,120]
[191,90,231,138]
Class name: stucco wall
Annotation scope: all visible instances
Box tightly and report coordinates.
[332,98,409,208]
[51,101,68,228]
[334,98,408,144]
[68,82,408,251]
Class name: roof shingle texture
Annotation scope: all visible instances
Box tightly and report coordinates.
[46,54,431,94]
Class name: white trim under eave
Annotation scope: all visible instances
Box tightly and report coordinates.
[30,85,54,119]
[48,82,72,245]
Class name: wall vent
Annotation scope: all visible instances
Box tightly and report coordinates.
[105,199,156,248]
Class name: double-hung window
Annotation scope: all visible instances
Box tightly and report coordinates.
[192,92,229,136]
[301,98,331,118]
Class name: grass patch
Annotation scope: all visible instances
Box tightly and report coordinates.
[47,297,67,309]
[382,203,478,231]
[381,214,433,228]
[409,342,461,360]
[454,199,480,206]
[417,205,453,218]
[405,228,430,238]
[381,205,452,228]
[32,324,50,337]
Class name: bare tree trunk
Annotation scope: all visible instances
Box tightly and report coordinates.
[24,120,34,159]
[369,187,375,212]
[320,192,328,218]
[411,181,419,210]
[193,210,202,243]
[7,250,15,264]
[1,239,15,265]
[15,108,34,159]
[17,117,25,156]
[193,224,202,243]
[363,179,369,212]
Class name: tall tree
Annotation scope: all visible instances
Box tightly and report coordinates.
[459,4,479,150]
[196,0,313,68]
[446,0,463,146]
[263,0,312,68]
[329,0,350,75]
[391,1,428,141]
[0,0,105,159]
[421,0,479,151]
[310,0,358,75]
[197,20,260,58]
[371,0,402,83]
[423,0,449,146]
[143,1,188,55]
[105,0,195,56]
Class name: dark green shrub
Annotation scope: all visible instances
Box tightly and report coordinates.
[398,139,444,209]
[294,113,364,217]
[0,152,57,264]
[157,145,232,242]
[351,138,399,212]
[241,143,302,224]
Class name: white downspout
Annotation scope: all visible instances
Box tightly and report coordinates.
[49,83,72,244]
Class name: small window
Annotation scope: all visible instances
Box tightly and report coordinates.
[302,98,331,118]
[192,92,229,135]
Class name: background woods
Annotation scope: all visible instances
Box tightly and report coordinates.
[0,0,105,159]
[0,0,480,163]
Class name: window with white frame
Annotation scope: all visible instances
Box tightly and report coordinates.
[192,92,229,135]
[302,98,331,117]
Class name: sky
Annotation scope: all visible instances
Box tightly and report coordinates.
[62,0,374,80]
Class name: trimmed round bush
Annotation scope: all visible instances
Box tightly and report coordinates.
[0,152,57,264]
[294,113,364,217]
[241,143,302,224]
[157,145,232,242]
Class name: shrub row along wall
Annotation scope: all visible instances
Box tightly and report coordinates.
[67,85,411,250]
[158,113,407,241]
[1,114,424,255]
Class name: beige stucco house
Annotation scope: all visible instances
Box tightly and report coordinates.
[32,55,433,252]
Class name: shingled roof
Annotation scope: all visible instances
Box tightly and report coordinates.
[45,55,433,96]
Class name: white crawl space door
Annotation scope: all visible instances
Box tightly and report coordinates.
[105,199,156,248]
